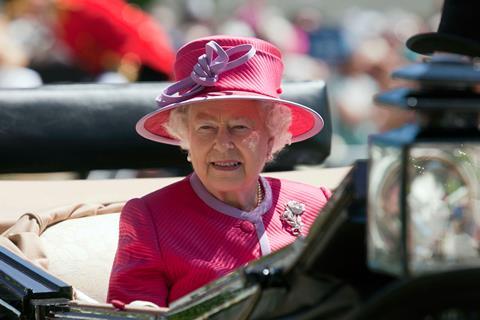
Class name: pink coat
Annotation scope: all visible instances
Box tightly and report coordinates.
[107,174,331,307]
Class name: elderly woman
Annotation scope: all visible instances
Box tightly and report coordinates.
[107,35,331,307]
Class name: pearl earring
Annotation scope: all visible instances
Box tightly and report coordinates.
[187,153,191,162]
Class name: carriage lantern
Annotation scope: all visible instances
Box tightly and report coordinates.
[367,53,480,276]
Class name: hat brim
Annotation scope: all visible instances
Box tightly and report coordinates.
[406,32,480,57]
[136,91,324,145]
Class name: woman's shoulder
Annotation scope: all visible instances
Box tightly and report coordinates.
[264,176,332,200]
[142,176,191,200]
[123,176,192,210]
[135,176,195,211]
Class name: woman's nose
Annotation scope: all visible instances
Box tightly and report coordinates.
[213,127,234,151]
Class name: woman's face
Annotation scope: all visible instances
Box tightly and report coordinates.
[187,100,273,194]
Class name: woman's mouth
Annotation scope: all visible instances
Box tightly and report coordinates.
[210,161,242,171]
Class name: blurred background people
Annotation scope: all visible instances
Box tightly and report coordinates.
[0,0,441,168]
[0,9,42,87]
[1,0,175,83]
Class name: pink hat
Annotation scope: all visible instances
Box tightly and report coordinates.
[136,35,324,145]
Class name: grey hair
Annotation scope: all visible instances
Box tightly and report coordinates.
[164,105,190,150]
[163,101,292,159]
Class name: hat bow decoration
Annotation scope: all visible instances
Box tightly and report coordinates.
[157,41,256,107]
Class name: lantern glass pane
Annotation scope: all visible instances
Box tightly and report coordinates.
[368,144,403,274]
[408,144,480,274]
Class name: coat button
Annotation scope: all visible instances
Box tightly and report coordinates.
[240,221,255,234]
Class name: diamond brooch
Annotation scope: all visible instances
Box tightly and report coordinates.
[281,200,306,236]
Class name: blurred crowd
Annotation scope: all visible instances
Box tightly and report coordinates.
[0,0,442,168]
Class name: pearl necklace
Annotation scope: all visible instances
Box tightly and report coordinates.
[256,181,264,207]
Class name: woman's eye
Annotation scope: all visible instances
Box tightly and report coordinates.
[197,125,216,132]
[232,125,250,131]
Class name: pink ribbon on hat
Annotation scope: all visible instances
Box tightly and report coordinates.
[156,40,256,107]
